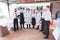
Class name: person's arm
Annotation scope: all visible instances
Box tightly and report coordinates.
[17,15,20,17]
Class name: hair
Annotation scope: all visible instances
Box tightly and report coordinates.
[33,10,35,13]
[27,8,30,11]
[14,8,17,12]
[37,7,39,10]
[46,6,50,9]
[20,7,24,10]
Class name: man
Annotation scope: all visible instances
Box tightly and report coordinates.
[43,6,51,39]
[13,8,18,31]
[40,8,46,31]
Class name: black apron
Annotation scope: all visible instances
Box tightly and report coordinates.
[32,18,36,25]
[20,13,24,24]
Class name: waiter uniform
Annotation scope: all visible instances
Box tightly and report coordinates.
[20,12,25,29]
[13,11,18,31]
[44,10,51,38]
[40,11,45,31]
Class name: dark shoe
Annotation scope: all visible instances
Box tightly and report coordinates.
[36,28,39,30]
[33,27,34,29]
[29,27,31,29]
[40,30,43,32]
[36,26,39,30]
[27,24,28,29]
[36,27,39,30]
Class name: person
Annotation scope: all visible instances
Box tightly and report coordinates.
[40,8,46,32]
[55,11,60,19]
[43,6,51,39]
[20,8,25,29]
[35,9,41,30]
[25,8,32,29]
[31,10,36,29]
[13,8,18,31]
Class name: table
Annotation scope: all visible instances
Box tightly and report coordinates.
[53,19,60,40]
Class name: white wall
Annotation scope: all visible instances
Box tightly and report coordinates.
[0,2,9,26]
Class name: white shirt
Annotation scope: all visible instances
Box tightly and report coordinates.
[44,10,51,21]
[32,13,36,18]
[13,12,17,19]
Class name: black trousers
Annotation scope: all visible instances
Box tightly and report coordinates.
[41,19,45,31]
[14,18,18,31]
[44,21,50,36]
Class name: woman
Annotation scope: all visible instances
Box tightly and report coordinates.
[31,10,36,29]
[43,6,51,38]
[36,9,41,30]
[26,8,32,29]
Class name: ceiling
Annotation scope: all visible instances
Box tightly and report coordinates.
[0,0,60,3]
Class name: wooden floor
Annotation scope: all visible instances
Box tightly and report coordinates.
[0,29,55,40]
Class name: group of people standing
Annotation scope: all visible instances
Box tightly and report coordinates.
[13,7,41,31]
[13,6,51,39]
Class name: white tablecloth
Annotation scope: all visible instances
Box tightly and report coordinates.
[53,20,60,40]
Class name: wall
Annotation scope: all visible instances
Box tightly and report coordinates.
[51,2,60,18]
